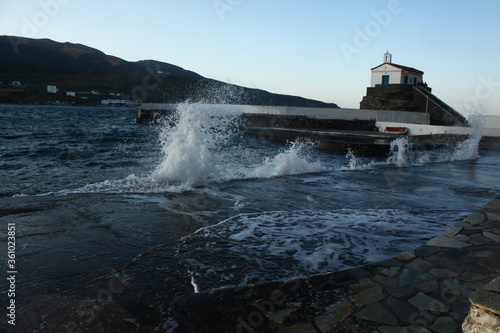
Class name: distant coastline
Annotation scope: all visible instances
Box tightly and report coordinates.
[0,36,338,108]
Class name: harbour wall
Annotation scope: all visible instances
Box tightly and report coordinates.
[137,103,427,125]
[137,104,500,151]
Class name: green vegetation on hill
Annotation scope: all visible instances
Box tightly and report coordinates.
[0,36,338,108]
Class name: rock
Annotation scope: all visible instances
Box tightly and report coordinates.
[268,307,299,325]
[484,276,500,293]
[314,300,355,332]
[469,289,500,314]
[349,286,385,306]
[414,280,439,294]
[398,269,434,287]
[485,211,500,221]
[355,303,398,326]
[408,292,449,312]
[387,296,419,323]
[428,268,459,279]
[462,304,500,333]
[483,231,500,242]
[373,275,399,287]
[426,235,470,249]
[406,258,433,272]
[378,266,401,277]
[386,286,416,299]
[464,212,486,225]
[277,322,317,333]
[378,326,410,333]
[443,226,462,237]
[429,316,458,333]
[395,250,416,261]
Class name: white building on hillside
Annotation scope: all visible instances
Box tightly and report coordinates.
[370,51,424,87]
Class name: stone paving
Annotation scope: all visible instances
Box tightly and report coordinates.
[171,196,500,332]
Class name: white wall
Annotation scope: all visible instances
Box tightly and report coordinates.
[370,67,402,86]
[483,115,500,129]
[377,121,500,138]
[141,103,427,124]
[377,121,472,136]
[405,72,422,85]
[370,64,423,86]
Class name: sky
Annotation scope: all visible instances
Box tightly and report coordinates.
[1,0,500,116]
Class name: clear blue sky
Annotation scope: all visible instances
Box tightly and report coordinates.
[1,0,500,115]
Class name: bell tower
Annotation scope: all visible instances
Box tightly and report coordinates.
[383,51,392,64]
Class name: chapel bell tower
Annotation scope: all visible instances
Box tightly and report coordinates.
[383,51,392,64]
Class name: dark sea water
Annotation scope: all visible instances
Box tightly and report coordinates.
[0,104,498,331]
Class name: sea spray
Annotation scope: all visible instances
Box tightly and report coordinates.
[386,137,413,167]
[450,115,484,161]
[152,103,242,187]
[346,149,359,170]
[152,104,325,187]
[249,140,325,178]
[343,122,483,172]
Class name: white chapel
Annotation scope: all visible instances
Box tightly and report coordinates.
[370,51,424,87]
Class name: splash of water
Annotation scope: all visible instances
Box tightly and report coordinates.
[450,115,484,161]
[249,140,325,178]
[386,137,413,167]
[152,103,324,188]
[152,103,242,187]
[344,148,387,170]
[345,149,359,170]
[345,117,484,171]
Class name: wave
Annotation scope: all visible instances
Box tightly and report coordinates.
[152,103,325,186]
[27,104,485,196]
[180,208,468,291]
[344,116,484,171]
[31,103,326,196]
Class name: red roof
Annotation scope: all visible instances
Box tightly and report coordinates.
[371,63,424,75]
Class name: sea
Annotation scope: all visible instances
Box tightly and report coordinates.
[0,103,499,331]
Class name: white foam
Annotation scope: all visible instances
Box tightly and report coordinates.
[248,140,325,178]
[190,274,200,293]
[185,209,464,290]
[152,103,242,187]
[450,115,484,161]
[344,118,484,172]
[386,137,413,167]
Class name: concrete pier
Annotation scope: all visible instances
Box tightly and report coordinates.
[171,196,500,332]
[136,104,500,154]
[136,103,483,154]
[136,103,428,125]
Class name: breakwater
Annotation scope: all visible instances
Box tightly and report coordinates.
[136,103,428,127]
[136,103,475,154]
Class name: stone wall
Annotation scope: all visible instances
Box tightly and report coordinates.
[360,84,467,126]
[462,276,500,333]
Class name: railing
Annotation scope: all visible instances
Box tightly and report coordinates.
[412,86,466,124]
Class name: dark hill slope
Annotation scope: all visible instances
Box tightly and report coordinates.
[0,36,338,107]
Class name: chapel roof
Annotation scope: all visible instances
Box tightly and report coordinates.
[371,63,424,75]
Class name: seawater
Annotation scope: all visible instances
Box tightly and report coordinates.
[0,104,499,313]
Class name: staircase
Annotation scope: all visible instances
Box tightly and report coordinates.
[413,86,467,126]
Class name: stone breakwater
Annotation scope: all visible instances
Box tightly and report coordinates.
[171,196,500,332]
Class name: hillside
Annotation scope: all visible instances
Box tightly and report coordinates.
[0,36,339,108]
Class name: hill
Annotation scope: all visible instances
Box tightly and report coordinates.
[0,36,339,108]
